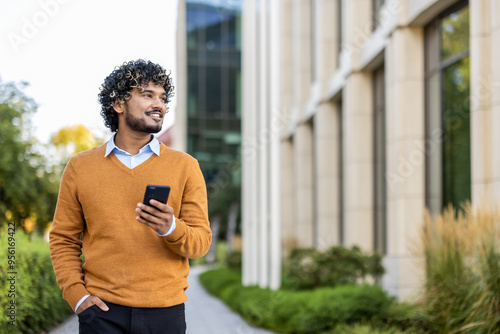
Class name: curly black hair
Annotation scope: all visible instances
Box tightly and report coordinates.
[98,59,175,132]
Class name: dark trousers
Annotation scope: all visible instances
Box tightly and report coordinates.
[78,301,186,334]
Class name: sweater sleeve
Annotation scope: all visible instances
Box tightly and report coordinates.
[163,160,212,259]
[49,160,90,310]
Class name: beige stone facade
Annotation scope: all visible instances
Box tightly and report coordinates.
[242,0,500,300]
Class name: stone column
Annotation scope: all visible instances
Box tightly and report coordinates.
[241,0,258,286]
[280,0,295,255]
[383,26,426,299]
[470,0,500,203]
[314,102,341,249]
[340,0,374,251]
[281,139,295,252]
[492,0,500,199]
[290,0,314,248]
[172,0,187,152]
[293,123,314,247]
[256,0,270,289]
[342,72,374,250]
[269,0,282,290]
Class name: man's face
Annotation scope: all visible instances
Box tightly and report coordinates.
[120,81,168,134]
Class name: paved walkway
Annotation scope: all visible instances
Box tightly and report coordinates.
[49,266,276,334]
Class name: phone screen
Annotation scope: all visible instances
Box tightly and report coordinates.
[143,185,170,206]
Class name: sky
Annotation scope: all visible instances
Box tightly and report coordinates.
[0,0,178,144]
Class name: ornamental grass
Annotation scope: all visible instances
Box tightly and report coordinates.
[417,202,500,333]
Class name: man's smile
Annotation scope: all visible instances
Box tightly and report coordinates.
[145,111,163,120]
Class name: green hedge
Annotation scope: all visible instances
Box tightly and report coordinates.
[199,268,417,334]
[282,246,385,290]
[0,231,72,333]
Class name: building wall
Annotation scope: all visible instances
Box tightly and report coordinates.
[174,0,188,152]
[242,0,500,300]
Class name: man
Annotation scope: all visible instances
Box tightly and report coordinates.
[49,59,212,333]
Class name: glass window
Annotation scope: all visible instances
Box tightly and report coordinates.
[441,6,469,62]
[425,3,470,212]
[187,64,200,116]
[372,0,385,31]
[442,57,470,208]
[311,0,316,82]
[234,14,242,50]
[185,0,241,185]
[205,9,223,49]
[337,0,343,67]
[206,66,222,114]
[186,6,201,49]
[373,65,386,254]
[228,67,240,116]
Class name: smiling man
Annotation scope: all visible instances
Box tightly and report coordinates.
[49,59,212,334]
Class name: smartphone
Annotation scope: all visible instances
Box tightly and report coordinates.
[143,185,170,206]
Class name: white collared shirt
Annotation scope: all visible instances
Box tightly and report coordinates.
[104,134,160,169]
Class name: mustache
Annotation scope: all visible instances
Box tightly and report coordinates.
[145,110,163,117]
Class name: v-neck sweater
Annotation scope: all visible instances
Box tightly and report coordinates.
[49,143,211,310]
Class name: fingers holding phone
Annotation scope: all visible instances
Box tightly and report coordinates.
[143,185,170,206]
[136,185,174,235]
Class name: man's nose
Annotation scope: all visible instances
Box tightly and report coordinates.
[152,96,166,110]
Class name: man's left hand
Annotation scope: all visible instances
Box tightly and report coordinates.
[135,200,174,235]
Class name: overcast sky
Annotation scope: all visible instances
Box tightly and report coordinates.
[0,0,178,144]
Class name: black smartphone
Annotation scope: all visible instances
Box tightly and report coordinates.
[143,185,170,206]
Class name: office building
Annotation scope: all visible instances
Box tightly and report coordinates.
[176,0,242,188]
[242,0,500,299]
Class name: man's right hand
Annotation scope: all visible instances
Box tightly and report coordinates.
[76,296,109,314]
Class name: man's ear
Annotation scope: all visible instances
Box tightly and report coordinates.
[113,99,125,114]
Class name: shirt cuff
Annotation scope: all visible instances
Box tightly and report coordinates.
[75,295,90,313]
[156,216,176,236]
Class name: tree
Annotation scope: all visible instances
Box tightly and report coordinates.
[51,124,102,159]
[0,79,59,234]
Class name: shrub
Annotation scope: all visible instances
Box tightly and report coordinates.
[199,268,405,334]
[0,232,73,333]
[416,203,500,333]
[289,285,395,333]
[226,250,242,271]
[199,267,240,296]
[282,245,385,290]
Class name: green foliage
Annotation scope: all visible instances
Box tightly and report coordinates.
[207,183,241,239]
[0,79,59,233]
[323,323,424,334]
[199,267,240,296]
[282,246,385,290]
[226,250,242,271]
[417,204,500,333]
[199,268,410,334]
[0,232,73,333]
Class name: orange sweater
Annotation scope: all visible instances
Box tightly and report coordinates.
[49,143,211,310]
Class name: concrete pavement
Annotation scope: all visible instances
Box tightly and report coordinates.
[49,266,276,334]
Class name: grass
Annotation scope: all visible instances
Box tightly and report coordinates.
[416,202,500,333]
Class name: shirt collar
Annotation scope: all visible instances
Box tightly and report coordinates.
[105,134,160,157]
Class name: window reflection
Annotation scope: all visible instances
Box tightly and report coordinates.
[441,6,469,62]
[186,0,242,184]
[442,57,470,209]
[372,0,385,31]
[425,2,470,212]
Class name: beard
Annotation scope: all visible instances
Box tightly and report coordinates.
[124,104,162,134]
